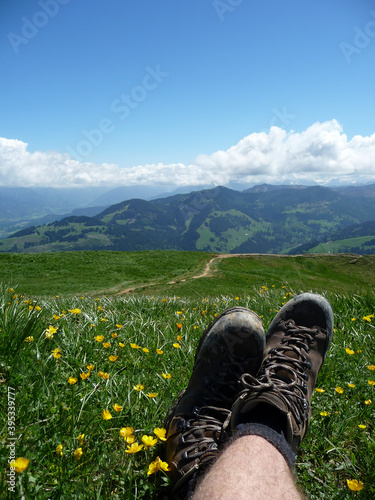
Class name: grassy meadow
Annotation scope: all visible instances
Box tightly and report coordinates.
[1,250,375,499]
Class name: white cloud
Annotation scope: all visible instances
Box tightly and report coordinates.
[1,120,375,188]
[194,120,375,184]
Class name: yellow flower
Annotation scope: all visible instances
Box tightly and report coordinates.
[162,373,172,379]
[320,411,329,417]
[102,409,112,420]
[147,456,170,475]
[51,348,62,359]
[55,444,63,456]
[100,318,107,322]
[173,343,181,349]
[147,392,158,398]
[69,308,82,315]
[134,384,144,391]
[102,342,111,348]
[119,342,125,348]
[142,435,158,449]
[102,372,109,380]
[346,479,364,491]
[315,388,325,393]
[109,355,118,362]
[125,435,135,444]
[335,386,344,394]
[156,348,164,355]
[345,347,355,355]
[73,448,83,460]
[176,334,182,341]
[10,458,30,473]
[347,383,356,388]
[112,403,123,412]
[363,315,372,322]
[68,377,78,385]
[120,427,134,437]
[116,324,123,328]
[351,317,356,321]
[97,371,104,378]
[368,380,375,386]
[176,323,183,330]
[125,442,143,454]
[95,335,104,342]
[367,365,375,371]
[130,343,140,349]
[142,347,150,353]
[358,424,366,429]
[80,372,90,380]
[364,399,372,405]
[77,434,85,445]
[53,314,61,320]
[111,332,118,338]
[87,364,95,371]
[45,325,58,339]
[153,428,167,441]
[24,336,34,343]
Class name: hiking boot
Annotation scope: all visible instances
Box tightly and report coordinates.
[230,293,334,453]
[164,307,265,497]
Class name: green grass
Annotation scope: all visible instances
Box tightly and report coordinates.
[1,251,375,498]
[137,253,375,298]
[0,251,212,297]
[309,236,375,254]
[1,251,375,298]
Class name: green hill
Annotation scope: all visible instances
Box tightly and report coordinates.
[2,184,375,254]
[289,220,375,255]
[1,250,374,297]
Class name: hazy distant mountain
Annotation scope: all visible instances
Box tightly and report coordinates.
[91,185,169,205]
[2,184,375,254]
[244,183,308,193]
[0,186,108,238]
[0,184,213,238]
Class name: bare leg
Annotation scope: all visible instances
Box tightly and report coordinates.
[192,435,303,500]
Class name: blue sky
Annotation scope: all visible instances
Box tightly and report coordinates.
[1,0,375,190]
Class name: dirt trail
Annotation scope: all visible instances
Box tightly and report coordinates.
[190,253,238,279]
[116,253,303,295]
[117,253,239,295]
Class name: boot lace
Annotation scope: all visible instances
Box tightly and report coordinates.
[240,321,323,425]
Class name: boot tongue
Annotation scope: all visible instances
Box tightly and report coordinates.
[271,320,305,383]
[273,349,300,383]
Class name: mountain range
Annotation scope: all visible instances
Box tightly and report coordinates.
[1,183,375,254]
[0,184,217,239]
